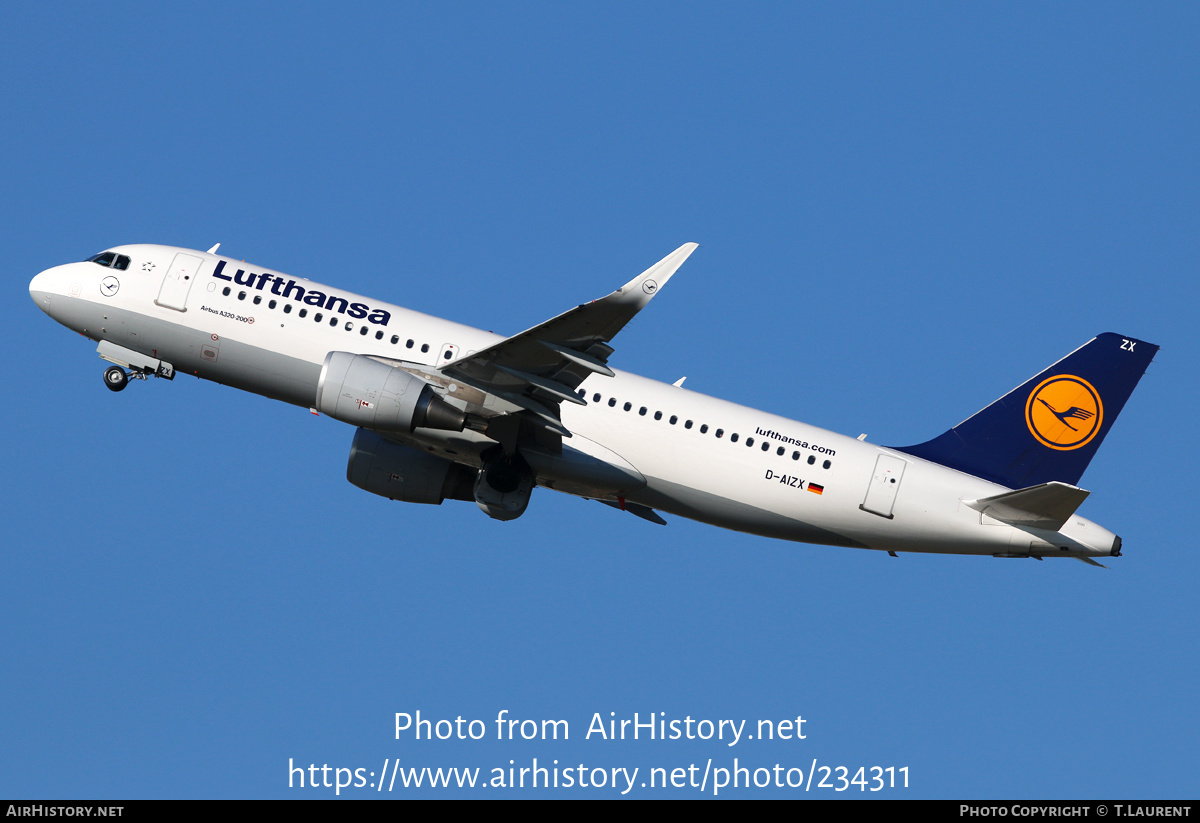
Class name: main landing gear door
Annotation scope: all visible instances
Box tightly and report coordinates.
[155,252,204,312]
[860,453,907,519]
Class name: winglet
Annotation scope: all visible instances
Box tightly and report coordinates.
[611,243,697,308]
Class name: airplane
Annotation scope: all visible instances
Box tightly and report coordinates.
[29,243,1158,564]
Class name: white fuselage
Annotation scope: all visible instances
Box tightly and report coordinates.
[29,245,1121,559]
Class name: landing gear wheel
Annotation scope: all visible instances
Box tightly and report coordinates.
[104,366,129,392]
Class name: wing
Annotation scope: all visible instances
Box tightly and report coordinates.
[439,243,697,435]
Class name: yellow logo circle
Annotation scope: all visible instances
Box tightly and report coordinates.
[1025,375,1104,451]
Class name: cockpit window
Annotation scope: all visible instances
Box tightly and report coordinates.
[86,252,131,270]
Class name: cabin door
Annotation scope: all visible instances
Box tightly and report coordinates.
[155,252,204,311]
[860,454,907,518]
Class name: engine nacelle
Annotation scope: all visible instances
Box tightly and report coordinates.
[473,452,535,521]
[316,352,466,433]
[347,428,476,505]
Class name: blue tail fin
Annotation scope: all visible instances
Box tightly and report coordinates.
[893,333,1158,488]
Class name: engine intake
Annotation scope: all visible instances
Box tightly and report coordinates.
[316,352,465,433]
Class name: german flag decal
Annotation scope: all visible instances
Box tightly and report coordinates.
[808,483,824,495]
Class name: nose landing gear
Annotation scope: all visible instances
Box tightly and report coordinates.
[97,341,175,393]
[102,363,166,392]
[103,365,129,392]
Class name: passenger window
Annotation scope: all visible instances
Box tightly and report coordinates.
[731,433,740,443]
[638,407,647,416]
[776,446,784,455]
[299,308,307,318]
[237,291,246,300]
[222,287,231,296]
[807,455,816,465]
[345,322,353,331]
[654,411,663,420]
[253,295,261,305]
[763,443,771,452]
[421,343,429,353]
[315,312,323,322]
[669,415,677,425]
[406,339,414,348]
[269,300,277,309]
[593,393,601,403]
[823,460,831,469]
[715,429,724,438]
[684,420,692,429]
[623,402,632,412]
[608,398,616,407]
[375,330,383,340]
[391,335,399,344]
[700,424,708,434]
[330,317,338,327]
[284,304,293,314]
[792,451,800,461]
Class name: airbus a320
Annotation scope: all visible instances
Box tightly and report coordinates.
[29,244,1158,564]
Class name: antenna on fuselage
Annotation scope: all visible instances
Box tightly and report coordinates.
[207,243,221,254]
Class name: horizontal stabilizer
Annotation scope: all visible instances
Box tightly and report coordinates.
[964,481,1090,531]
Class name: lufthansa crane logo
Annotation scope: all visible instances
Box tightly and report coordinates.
[1025,374,1104,451]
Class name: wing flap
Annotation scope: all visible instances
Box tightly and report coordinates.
[598,498,669,525]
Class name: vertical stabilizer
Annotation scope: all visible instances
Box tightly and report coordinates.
[894,333,1158,488]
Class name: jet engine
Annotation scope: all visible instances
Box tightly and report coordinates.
[473,448,535,521]
[347,428,476,505]
[316,352,466,433]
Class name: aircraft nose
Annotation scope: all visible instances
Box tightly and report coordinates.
[29,267,55,313]
[30,263,79,317]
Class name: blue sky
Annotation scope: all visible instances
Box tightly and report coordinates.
[3,2,1197,798]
